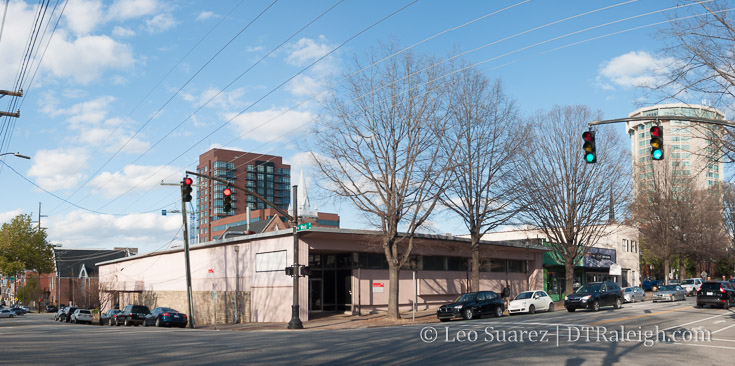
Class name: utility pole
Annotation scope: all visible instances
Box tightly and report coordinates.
[288,185,303,329]
[0,89,22,118]
[180,181,195,329]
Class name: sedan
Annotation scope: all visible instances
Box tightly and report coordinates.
[100,309,122,326]
[508,290,554,315]
[623,286,645,303]
[0,309,15,318]
[652,285,687,302]
[70,309,94,324]
[144,307,188,328]
[436,291,504,321]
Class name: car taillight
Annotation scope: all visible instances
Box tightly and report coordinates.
[721,286,726,293]
[163,312,170,316]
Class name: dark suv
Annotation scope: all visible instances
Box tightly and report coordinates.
[117,305,151,326]
[436,291,504,321]
[696,281,735,309]
[565,281,623,312]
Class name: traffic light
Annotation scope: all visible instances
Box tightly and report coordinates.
[223,187,232,213]
[182,177,193,202]
[300,266,310,276]
[582,130,596,163]
[650,125,664,160]
[285,266,295,276]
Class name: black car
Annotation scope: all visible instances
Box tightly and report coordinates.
[117,305,151,326]
[144,307,188,328]
[99,309,122,326]
[696,281,735,309]
[45,304,57,313]
[436,291,504,321]
[58,306,78,322]
[565,281,623,312]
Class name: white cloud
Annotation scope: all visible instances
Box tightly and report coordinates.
[48,96,115,127]
[109,0,160,20]
[183,87,246,110]
[90,164,181,197]
[196,11,217,21]
[27,148,89,190]
[43,31,135,84]
[286,75,321,97]
[47,210,182,252]
[112,26,136,38]
[0,2,36,86]
[246,46,264,53]
[597,51,675,90]
[225,108,315,142]
[286,36,332,66]
[145,13,177,33]
[63,0,104,35]
[0,209,25,225]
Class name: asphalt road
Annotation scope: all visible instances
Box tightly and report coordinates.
[1,297,733,365]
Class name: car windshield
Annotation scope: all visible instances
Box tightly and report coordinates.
[701,282,722,291]
[682,279,694,285]
[131,306,150,314]
[659,285,677,291]
[624,288,633,292]
[576,284,601,293]
[453,293,476,303]
[160,307,177,313]
[514,292,534,300]
[80,310,91,314]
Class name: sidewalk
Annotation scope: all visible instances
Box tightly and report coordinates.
[196,308,439,332]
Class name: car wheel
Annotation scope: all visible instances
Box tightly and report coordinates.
[72,318,76,324]
[462,308,474,320]
[696,303,703,308]
[614,298,622,309]
[591,301,600,312]
[109,318,114,326]
[124,318,130,326]
[495,306,503,318]
[548,302,555,312]
[724,300,730,310]
[566,307,575,312]
[439,318,450,322]
[156,318,162,327]
[528,305,536,314]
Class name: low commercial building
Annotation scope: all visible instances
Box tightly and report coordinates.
[98,228,548,325]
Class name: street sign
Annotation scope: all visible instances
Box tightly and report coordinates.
[296,223,312,232]
[162,209,167,216]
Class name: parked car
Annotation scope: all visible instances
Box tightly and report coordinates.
[0,309,15,318]
[436,291,504,321]
[696,281,735,309]
[144,307,188,328]
[100,309,122,326]
[9,306,27,316]
[653,285,687,302]
[45,304,57,313]
[508,290,554,315]
[58,306,78,322]
[681,278,703,296]
[669,279,681,286]
[623,286,645,303]
[565,281,623,312]
[54,309,65,321]
[71,309,94,324]
[642,276,660,292]
[117,305,151,326]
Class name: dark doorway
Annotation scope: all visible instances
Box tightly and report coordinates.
[309,253,352,312]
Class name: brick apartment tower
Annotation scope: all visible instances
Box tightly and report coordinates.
[197,149,291,242]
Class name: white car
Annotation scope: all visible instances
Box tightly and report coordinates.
[0,309,15,318]
[71,309,94,324]
[508,290,555,315]
[680,278,703,296]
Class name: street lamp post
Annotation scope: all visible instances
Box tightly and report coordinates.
[0,152,30,159]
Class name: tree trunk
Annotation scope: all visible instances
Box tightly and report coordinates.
[386,263,400,320]
[664,257,671,285]
[679,255,686,281]
[471,244,480,293]
[564,261,575,297]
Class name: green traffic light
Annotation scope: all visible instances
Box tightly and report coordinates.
[585,153,596,163]
[652,149,663,160]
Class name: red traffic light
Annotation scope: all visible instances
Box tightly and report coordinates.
[650,126,661,137]
[223,187,232,196]
[582,131,593,141]
[184,177,193,186]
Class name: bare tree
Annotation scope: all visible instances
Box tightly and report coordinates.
[441,69,523,292]
[513,105,631,296]
[310,46,456,320]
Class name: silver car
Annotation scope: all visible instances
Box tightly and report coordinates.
[652,285,687,302]
[623,286,645,303]
[681,278,703,296]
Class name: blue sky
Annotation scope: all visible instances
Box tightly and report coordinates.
[0,0,701,253]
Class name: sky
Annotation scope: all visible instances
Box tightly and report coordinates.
[0,0,709,253]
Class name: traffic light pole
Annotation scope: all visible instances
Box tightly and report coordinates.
[288,185,303,329]
[180,181,195,329]
[589,115,735,126]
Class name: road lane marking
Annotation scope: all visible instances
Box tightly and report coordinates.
[712,324,735,334]
[678,342,735,351]
[714,320,726,324]
[588,307,690,325]
[661,313,730,331]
